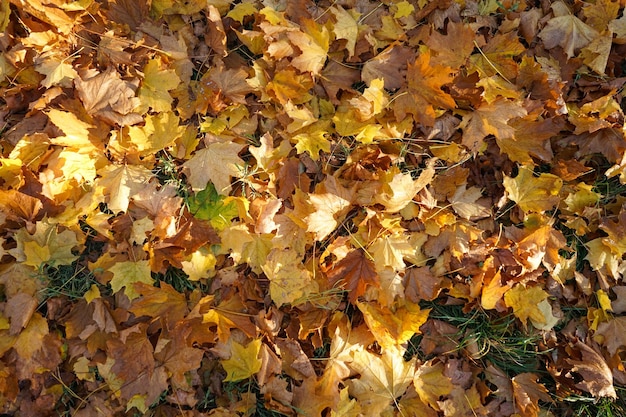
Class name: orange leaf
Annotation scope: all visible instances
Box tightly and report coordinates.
[404,49,456,126]
[326,249,379,303]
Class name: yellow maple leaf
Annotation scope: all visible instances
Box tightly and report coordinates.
[375,165,434,212]
[12,312,49,361]
[0,158,23,188]
[108,260,154,300]
[357,300,430,349]
[261,248,318,306]
[182,142,245,195]
[369,233,413,272]
[504,285,549,329]
[181,247,217,281]
[306,176,355,240]
[221,339,263,382]
[35,53,78,88]
[414,360,453,411]
[503,165,563,213]
[46,108,97,152]
[331,6,358,58]
[293,122,332,160]
[469,31,525,81]
[348,345,416,415]
[127,111,184,156]
[481,269,511,310]
[585,238,623,279]
[137,57,181,113]
[266,67,314,105]
[287,19,329,76]
[227,2,258,23]
[12,220,80,267]
[95,164,154,213]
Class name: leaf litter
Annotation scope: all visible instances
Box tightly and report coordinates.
[1,0,626,416]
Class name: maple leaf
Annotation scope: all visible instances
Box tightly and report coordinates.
[11,312,49,362]
[154,324,204,390]
[501,116,564,164]
[566,341,617,399]
[127,111,183,156]
[375,165,434,212]
[292,121,332,160]
[34,52,78,88]
[347,345,416,416]
[95,164,154,213]
[326,248,379,303]
[413,360,454,411]
[357,300,430,349]
[362,44,414,90]
[512,373,551,417]
[182,142,245,195]
[503,166,563,213]
[539,1,599,59]
[504,285,549,329]
[221,339,263,382]
[46,108,97,152]
[137,57,181,113]
[449,184,491,220]
[105,325,169,411]
[181,246,217,281]
[261,248,318,306]
[369,232,413,271]
[594,316,626,355]
[331,6,358,58]
[108,260,154,300]
[306,176,354,240]
[425,21,475,70]
[12,220,80,267]
[287,19,329,76]
[202,60,253,105]
[129,281,188,325]
[459,99,527,153]
[5,292,37,336]
[402,49,456,126]
[187,182,239,230]
[469,31,525,81]
[266,67,314,105]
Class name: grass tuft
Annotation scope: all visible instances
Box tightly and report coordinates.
[419,301,545,376]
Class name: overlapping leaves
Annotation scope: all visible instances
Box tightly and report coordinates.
[2,0,626,416]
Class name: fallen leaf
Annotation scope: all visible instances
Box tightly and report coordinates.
[512,372,551,417]
[504,285,549,329]
[503,166,563,213]
[221,339,263,382]
[182,142,245,195]
[539,1,599,58]
[566,341,617,399]
[348,345,416,416]
[326,248,379,303]
[108,260,154,300]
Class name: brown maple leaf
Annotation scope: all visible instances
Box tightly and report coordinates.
[326,248,379,303]
[394,49,456,126]
[566,341,617,399]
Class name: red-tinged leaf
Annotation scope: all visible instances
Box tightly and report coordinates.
[403,50,457,126]
[326,249,379,303]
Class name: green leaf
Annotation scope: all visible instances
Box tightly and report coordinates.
[187,182,239,230]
